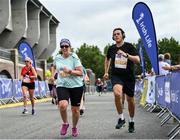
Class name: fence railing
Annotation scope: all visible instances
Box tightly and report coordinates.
[0,79,50,105]
[135,70,180,140]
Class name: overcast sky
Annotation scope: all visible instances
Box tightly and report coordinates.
[40,0,180,55]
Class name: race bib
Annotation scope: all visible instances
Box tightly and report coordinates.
[114,54,127,69]
[23,76,31,83]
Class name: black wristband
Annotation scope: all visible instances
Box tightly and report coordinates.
[125,53,128,58]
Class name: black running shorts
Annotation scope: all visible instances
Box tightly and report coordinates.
[21,82,35,90]
[56,86,83,106]
[111,76,135,97]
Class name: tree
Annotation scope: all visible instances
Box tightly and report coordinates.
[76,43,104,78]
[47,56,53,63]
[158,37,180,65]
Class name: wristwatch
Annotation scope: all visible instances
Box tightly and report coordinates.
[125,53,129,58]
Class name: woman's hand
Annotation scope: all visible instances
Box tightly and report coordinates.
[63,67,72,74]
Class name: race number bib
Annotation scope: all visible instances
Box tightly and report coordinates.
[114,54,127,69]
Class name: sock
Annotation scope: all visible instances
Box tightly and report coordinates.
[24,106,27,110]
[119,113,124,120]
[129,117,134,122]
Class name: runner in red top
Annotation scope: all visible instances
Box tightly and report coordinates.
[19,57,37,115]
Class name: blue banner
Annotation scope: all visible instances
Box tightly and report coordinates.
[18,41,36,68]
[34,80,39,97]
[146,76,156,104]
[13,79,22,98]
[164,74,171,109]
[138,43,146,77]
[156,76,166,107]
[0,79,12,99]
[39,81,46,97]
[170,72,180,119]
[132,2,159,75]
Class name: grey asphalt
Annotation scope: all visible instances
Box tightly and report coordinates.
[0,93,179,139]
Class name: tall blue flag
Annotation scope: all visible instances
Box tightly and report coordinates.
[132,2,159,75]
[18,41,36,68]
[138,43,146,77]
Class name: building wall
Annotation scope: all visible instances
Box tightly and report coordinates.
[0,0,59,80]
[0,59,14,79]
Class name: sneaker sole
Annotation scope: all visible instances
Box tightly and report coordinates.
[115,123,126,129]
[128,129,135,133]
[22,112,28,114]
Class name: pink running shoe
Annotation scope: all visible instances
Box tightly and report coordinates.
[60,123,69,135]
[72,127,78,137]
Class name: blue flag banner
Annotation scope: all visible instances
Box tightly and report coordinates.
[170,72,180,119]
[18,42,36,68]
[156,75,166,107]
[138,43,146,77]
[132,2,159,75]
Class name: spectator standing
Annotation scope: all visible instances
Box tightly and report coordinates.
[158,54,170,75]
[164,53,171,65]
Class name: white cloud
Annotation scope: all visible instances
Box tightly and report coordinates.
[40,0,180,55]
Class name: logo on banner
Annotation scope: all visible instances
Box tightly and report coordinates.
[1,80,11,95]
[146,76,156,104]
[165,81,171,103]
[157,86,163,98]
[171,90,179,103]
[132,2,159,75]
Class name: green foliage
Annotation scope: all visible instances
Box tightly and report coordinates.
[47,56,53,63]
[76,43,104,78]
[134,37,180,74]
[158,37,180,65]
[103,43,113,55]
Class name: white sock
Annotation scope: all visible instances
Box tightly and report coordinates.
[129,117,134,122]
[119,113,124,120]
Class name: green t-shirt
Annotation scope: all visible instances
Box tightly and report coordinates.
[53,53,83,88]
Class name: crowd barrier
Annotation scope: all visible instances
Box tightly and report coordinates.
[136,70,180,139]
[0,79,50,105]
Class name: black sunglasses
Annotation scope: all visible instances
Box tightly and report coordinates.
[60,45,69,49]
[25,61,29,63]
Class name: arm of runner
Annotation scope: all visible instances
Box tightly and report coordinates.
[103,57,111,80]
[117,50,140,64]
[30,67,37,79]
[67,66,83,76]
[126,53,140,64]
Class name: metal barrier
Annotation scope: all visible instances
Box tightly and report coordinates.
[137,70,180,139]
[0,78,50,105]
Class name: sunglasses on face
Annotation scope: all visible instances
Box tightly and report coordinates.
[25,61,29,63]
[60,45,69,49]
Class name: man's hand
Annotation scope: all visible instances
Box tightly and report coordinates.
[103,73,109,80]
